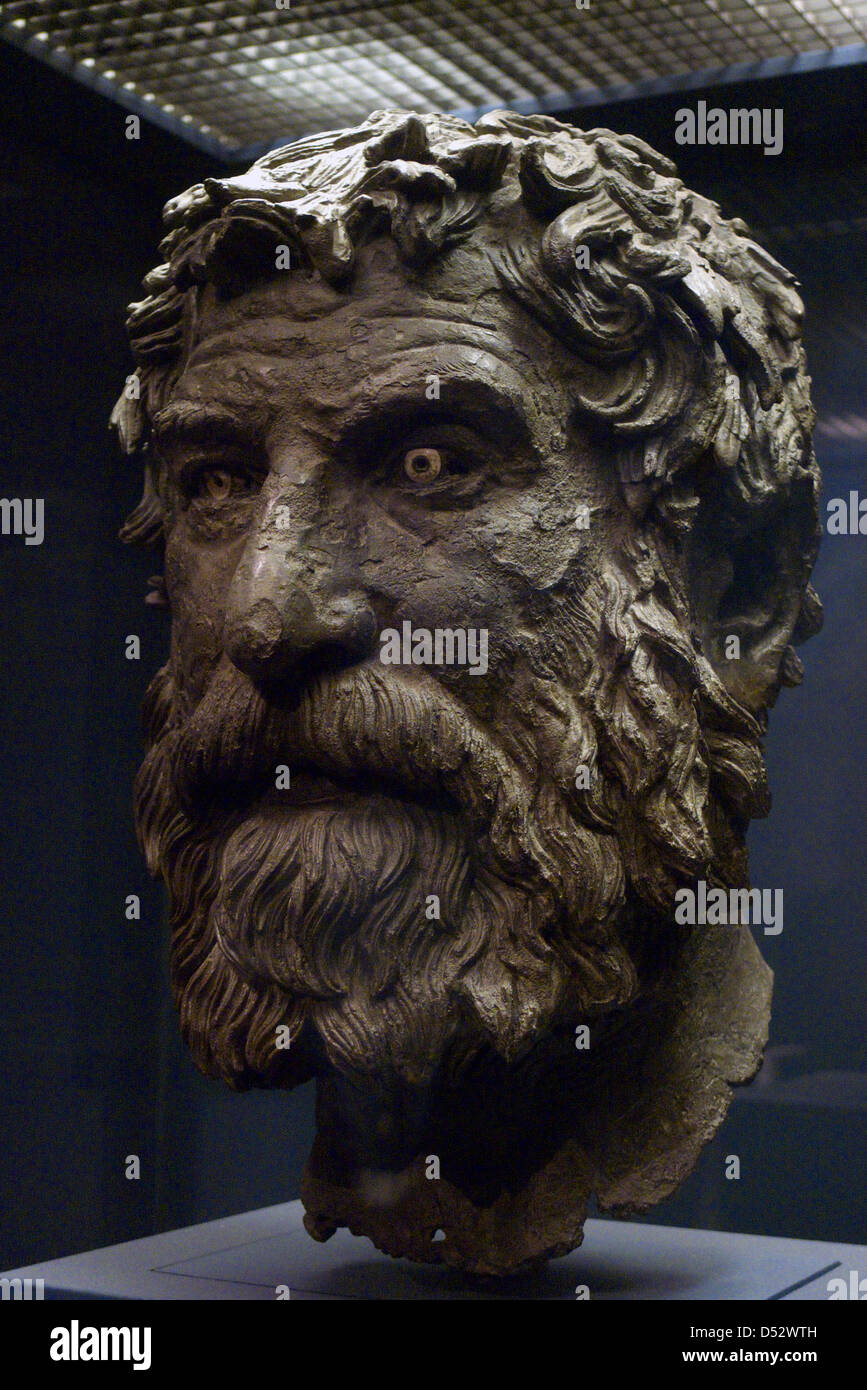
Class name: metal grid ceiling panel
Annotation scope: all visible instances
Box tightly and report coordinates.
[2,0,867,155]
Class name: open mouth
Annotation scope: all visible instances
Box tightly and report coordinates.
[258,762,464,816]
[264,768,354,807]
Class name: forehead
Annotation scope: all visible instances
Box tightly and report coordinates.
[175,237,570,417]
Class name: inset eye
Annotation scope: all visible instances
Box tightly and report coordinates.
[403,447,442,483]
[200,468,235,501]
[188,464,261,503]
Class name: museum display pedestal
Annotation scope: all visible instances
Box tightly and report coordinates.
[3,1200,864,1300]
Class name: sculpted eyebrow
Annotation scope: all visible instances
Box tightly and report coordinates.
[152,402,262,451]
[335,376,532,449]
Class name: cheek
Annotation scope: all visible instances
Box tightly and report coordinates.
[475,503,580,591]
[360,504,520,630]
[165,527,245,712]
[359,476,607,625]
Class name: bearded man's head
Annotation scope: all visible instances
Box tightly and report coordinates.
[112,109,821,1276]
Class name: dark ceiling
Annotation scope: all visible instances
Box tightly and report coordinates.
[3,0,867,157]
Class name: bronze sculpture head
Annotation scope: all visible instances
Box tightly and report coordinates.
[113,109,821,1275]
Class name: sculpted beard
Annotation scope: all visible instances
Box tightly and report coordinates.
[134,533,768,1090]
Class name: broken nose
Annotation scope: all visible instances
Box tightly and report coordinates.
[224,599,284,669]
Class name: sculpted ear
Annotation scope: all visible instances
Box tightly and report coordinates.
[685,464,822,714]
[111,374,170,548]
[663,229,824,717]
[118,455,165,547]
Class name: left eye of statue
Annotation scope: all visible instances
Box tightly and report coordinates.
[200,467,235,500]
[191,466,260,501]
[402,447,443,483]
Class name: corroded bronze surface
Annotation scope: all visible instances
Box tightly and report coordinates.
[113,110,821,1276]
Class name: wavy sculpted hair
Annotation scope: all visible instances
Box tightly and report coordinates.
[112,106,821,708]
